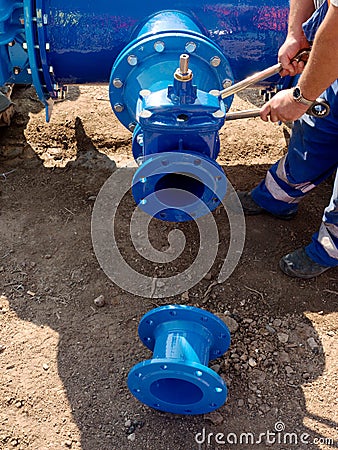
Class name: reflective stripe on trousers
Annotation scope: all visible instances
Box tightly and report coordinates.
[251,81,338,266]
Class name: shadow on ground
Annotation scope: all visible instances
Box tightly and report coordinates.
[0,158,337,450]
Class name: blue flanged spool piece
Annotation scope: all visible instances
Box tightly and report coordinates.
[128,305,231,415]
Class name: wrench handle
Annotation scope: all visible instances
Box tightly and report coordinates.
[225,109,261,120]
[219,63,282,99]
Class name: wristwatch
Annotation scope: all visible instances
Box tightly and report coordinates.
[292,86,314,107]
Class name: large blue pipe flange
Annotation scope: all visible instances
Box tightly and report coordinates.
[132,151,227,222]
[109,10,234,130]
[128,305,231,415]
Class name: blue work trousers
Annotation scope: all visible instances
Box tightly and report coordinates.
[251,81,338,267]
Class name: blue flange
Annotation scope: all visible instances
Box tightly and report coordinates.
[128,305,231,415]
[109,10,234,130]
[132,151,227,222]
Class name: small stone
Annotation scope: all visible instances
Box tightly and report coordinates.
[124,419,132,428]
[327,331,335,337]
[43,363,49,371]
[0,345,6,353]
[181,291,189,301]
[238,399,244,407]
[240,354,248,362]
[205,411,224,425]
[277,332,289,344]
[88,196,97,201]
[260,404,271,413]
[11,439,19,447]
[303,372,311,380]
[273,319,282,327]
[252,369,266,384]
[243,318,253,324]
[285,366,294,376]
[45,254,52,259]
[210,364,221,373]
[127,433,136,442]
[248,357,257,367]
[27,291,36,297]
[204,273,212,281]
[220,316,239,333]
[307,337,319,351]
[64,441,72,448]
[265,325,276,334]
[93,295,105,307]
[278,351,290,363]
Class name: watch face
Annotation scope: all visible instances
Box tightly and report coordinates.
[293,87,301,101]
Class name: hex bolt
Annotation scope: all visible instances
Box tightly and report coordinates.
[113,78,123,89]
[185,41,196,53]
[13,67,21,75]
[136,134,144,145]
[45,43,50,51]
[22,42,28,50]
[139,89,151,98]
[128,122,136,132]
[210,56,221,67]
[154,41,165,53]
[139,110,152,119]
[8,41,15,47]
[212,110,225,118]
[222,79,232,89]
[49,66,54,73]
[114,103,125,113]
[127,55,138,66]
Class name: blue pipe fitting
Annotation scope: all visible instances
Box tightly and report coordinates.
[128,305,231,415]
[109,10,234,130]
[110,10,233,221]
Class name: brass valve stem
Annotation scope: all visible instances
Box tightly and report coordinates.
[174,54,193,82]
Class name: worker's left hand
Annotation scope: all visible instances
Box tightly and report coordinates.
[260,89,309,123]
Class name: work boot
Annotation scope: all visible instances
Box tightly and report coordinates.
[237,191,297,220]
[279,247,330,279]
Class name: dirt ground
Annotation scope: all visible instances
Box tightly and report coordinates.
[0,85,337,450]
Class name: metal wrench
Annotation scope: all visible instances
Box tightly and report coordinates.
[217,49,330,119]
[225,98,330,120]
[218,48,312,99]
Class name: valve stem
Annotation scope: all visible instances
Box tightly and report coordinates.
[175,54,193,81]
[179,54,189,75]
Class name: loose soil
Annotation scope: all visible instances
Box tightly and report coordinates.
[0,85,337,450]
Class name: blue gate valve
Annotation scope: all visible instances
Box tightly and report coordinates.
[109,10,234,222]
[128,305,231,415]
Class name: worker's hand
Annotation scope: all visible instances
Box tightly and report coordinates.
[260,89,309,123]
[278,35,310,77]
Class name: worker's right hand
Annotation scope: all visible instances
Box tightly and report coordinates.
[278,35,310,77]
